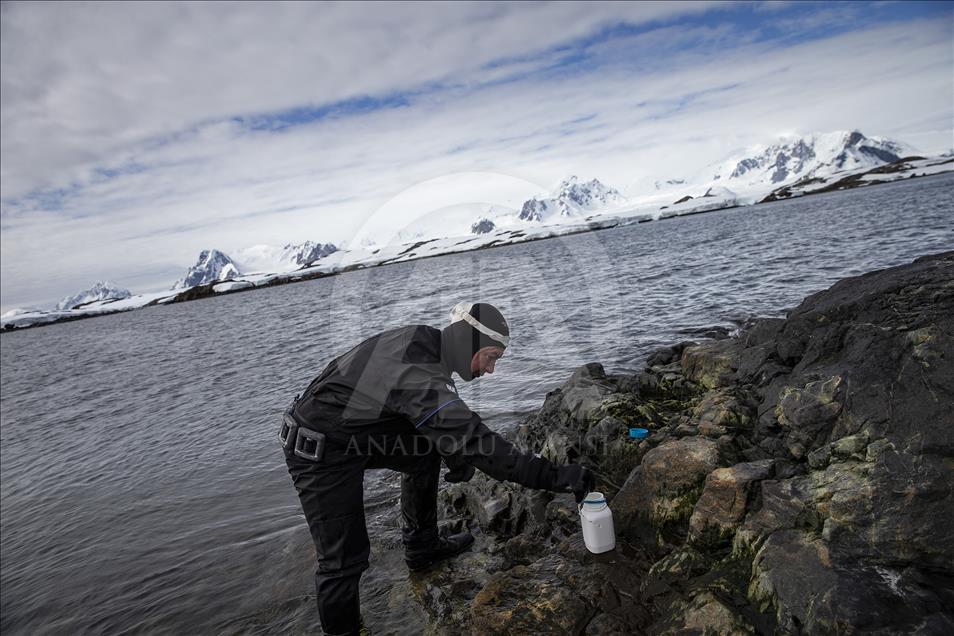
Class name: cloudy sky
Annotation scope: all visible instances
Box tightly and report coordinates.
[1,1,952,311]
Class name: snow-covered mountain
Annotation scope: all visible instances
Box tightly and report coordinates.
[281,241,337,267]
[518,176,626,222]
[707,131,915,192]
[57,281,131,310]
[234,241,338,273]
[173,249,240,289]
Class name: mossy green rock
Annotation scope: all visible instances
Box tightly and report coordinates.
[681,339,740,389]
[614,437,723,549]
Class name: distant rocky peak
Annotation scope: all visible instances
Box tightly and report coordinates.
[846,130,865,147]
[518,198,552,222]
[519,176,625,222]
[723,130,907,185]
[57,280,132,310]
[471,218,496,234]
[282,241,337,267]
[173,248,240,290]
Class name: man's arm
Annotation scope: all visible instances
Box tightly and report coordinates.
[392,370,593,495]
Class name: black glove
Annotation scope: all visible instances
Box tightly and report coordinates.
[555,464,596,503]
[443,454,476,483]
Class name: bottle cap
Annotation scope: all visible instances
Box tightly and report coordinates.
[629,427,649,439]
[581,491,607,508]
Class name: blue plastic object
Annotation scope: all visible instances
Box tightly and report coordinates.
[629,427,649,440]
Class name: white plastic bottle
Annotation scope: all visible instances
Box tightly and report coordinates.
[579,491,616,553]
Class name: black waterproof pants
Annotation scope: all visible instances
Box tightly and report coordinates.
[284,432,441,636]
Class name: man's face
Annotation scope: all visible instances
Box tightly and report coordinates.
[471,346,505,378]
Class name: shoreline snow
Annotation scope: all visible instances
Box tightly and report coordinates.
[3,163,951,333]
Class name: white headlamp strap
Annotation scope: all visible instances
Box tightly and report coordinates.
[450,302,510,348]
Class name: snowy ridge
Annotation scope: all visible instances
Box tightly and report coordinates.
[518,176,625,222]
[282,241,337,267]
[234,241,338,273]
[706,131,914,194]
[56,281,132,310]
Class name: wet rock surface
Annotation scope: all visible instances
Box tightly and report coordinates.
[410,252,954,634]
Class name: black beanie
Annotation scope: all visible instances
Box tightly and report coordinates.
[440,303,509,381]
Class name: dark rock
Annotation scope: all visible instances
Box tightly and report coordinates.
[583,611,633,635]
[733,477,811,554]
[583,416,629,456]
[471,218,496,234]
[806,445,831,469]
[646,342,691,367]
[774,375,844,457]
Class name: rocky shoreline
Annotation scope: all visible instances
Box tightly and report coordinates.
[406,252,953,634]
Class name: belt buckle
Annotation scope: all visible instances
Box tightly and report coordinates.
[294,427,325,462]
[279,411,298,450]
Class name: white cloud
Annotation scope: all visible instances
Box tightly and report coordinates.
[0,3,951,310]
[1,1,720,199]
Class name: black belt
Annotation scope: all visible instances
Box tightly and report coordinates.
[279,409,327,462]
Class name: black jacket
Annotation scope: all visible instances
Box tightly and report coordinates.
[292,324,565,491]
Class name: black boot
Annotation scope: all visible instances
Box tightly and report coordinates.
[405,531,475,572]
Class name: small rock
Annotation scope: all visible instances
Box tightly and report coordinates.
[673,423,698,437]
[665,591,756,635]
[865,438,892,462]
[689,459,775,545]
[807,445,831,469]
[775,376,843,454]
[831,433,868,459]
[583,416,629,456]
[470,555,597,635]
[541,431,575,464]
[584,611,632,635]
[645,544,710,584]
[681,340,740,389]
[646,343,690,367]
[699,422,727,438]
[690,391,753,433]
[503,534,543,566]
[733,477,809,554]
[636,371,660,395]
[545,494,579,530]
[481,495,511,527]
[559,363,618,425]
